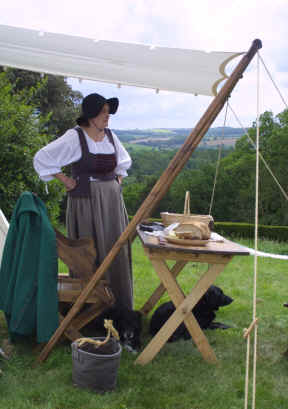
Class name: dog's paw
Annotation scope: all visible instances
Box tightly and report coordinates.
[208,321,232,330]
[0,348,9,360]
[122,342,138,354]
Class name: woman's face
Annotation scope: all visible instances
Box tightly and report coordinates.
[90,103,110,130]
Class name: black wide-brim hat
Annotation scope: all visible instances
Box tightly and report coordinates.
[77,93,119,124]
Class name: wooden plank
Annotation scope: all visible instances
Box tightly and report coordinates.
[58,290,102,304]
[58,274,77,282]
[140,260,187,315]
[37,40,261,363]
[59,313,83,342]
[57,280,114,305]
[149,259,217,363]
[135,261,229,365]
[138,229,250,256]
[147,248,233,264]
[67,304,108,331]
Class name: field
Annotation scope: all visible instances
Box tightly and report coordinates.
[1,237,288,409]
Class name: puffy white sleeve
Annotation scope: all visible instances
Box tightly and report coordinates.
[112,131,132,177]
[33,129,81,182]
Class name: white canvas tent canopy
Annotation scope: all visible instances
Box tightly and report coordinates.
[0,24,243,96]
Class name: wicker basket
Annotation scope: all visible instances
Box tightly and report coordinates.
[160,191,214,229]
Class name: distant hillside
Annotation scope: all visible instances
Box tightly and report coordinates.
[114,127,244,149]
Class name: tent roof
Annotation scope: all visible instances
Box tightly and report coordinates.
[0,24,243,96]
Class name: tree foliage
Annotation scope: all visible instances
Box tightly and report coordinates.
[0,71,65,221]
[1,68,82,137]
[123,110,288,225]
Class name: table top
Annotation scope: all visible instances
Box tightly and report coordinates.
[137,227,250,256]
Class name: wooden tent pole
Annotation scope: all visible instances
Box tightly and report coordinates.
[38,39,262,363]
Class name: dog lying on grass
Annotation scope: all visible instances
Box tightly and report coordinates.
[91,305,143,353]
[149,285,233,342]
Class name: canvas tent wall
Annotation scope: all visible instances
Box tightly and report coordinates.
[0,209,9,265]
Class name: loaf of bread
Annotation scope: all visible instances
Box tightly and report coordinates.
[174,221,211,240]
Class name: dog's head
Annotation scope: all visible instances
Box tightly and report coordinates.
[106,306,143,353]
[202,285,233,311]
[118,310,142,349]
[192,285,233,329]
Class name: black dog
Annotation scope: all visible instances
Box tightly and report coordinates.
[149,285,233,342]
[91,305,143,353]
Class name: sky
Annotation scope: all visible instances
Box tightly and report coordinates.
[1,0,288,130]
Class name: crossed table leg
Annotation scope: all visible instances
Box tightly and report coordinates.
[135,252,232,365]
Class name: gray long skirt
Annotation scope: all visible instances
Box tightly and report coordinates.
[66,179,133,309]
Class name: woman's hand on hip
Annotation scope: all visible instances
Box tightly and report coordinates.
[63,176,77,191]
[54,173,77,191]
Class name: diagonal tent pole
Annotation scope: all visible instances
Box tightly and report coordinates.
[38,39,262,363]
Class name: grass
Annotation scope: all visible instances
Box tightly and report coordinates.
[123,143,155,151]
[1,237,288,408]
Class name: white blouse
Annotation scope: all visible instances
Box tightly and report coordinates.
[33,128,132,182]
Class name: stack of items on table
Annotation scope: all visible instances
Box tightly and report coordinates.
[160,191,214,246]
[161,214,214,246]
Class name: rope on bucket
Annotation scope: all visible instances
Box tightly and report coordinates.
[75,319,120,349]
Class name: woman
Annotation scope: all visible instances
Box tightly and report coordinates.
[33,93,133,309]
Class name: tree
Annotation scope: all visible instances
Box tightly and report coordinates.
[0,67,84,222]
[214,110,288,224]
[36,75,82,136]
[0,72,64,221]
[1,67,82,137]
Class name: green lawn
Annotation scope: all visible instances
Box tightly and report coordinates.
[123,143,155,151]
[1,238,288,409]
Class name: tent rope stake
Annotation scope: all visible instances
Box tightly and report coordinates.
[37,39,262,363]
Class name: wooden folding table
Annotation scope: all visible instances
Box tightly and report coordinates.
[135,228,249,365]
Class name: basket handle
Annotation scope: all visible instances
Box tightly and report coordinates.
[75,319,120,348]
[184,191,190,215]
